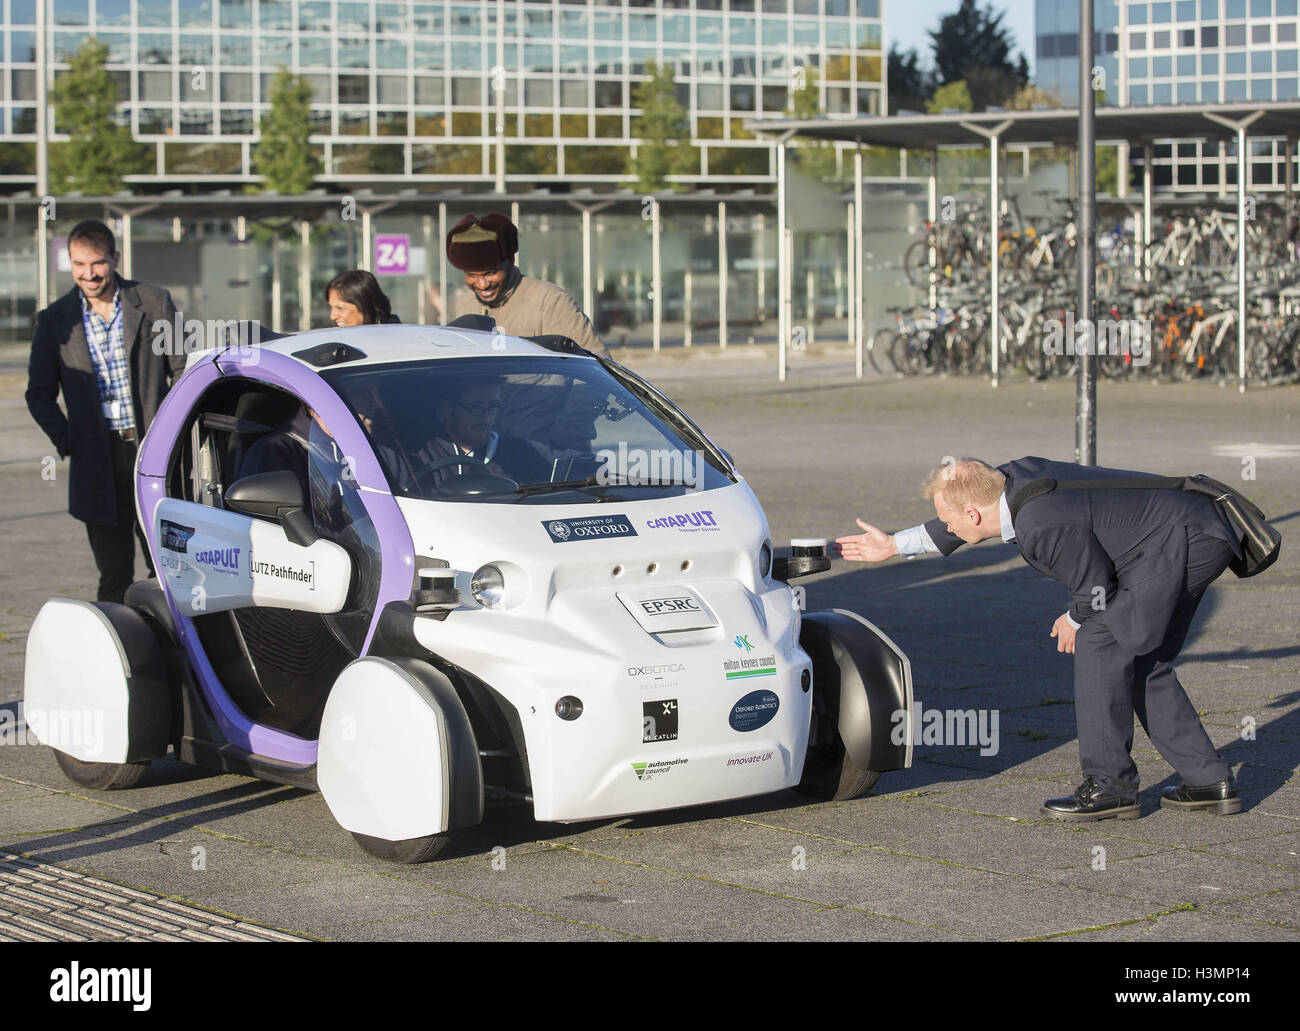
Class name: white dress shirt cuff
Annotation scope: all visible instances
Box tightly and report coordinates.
[893,523,939,559]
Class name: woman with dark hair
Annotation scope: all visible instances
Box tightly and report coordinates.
[325,269,400,326]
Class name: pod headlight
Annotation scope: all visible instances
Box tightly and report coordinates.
[470,564,505,608]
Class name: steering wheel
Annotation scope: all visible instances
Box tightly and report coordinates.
[412,454,519,498]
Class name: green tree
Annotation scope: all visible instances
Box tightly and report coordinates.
[48,38,148,193]
[628,62,695,193]
[930,0,1029,111]
[887,45,935,114]
[253,67,321,194]
[927,80,973,113]
[787,69,838,180]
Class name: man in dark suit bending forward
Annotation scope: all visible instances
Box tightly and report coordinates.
[836,455,1244,821]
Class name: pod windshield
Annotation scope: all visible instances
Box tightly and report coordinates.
[323,355,736,504]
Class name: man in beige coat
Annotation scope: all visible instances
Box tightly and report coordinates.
[446,212,608,356]
[446,213,610,451]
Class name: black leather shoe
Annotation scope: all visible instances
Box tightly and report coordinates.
[1042,776,1141,821]
[1160,779,1241,814]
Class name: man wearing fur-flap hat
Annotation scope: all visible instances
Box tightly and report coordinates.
[446,212,608,357]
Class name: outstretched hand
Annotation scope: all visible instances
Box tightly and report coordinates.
[834,519,898,563]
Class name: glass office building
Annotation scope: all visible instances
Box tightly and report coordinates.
[0,0,885,189]
[1035,0,1300,191]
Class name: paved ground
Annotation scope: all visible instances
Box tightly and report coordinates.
[0,340,1297,942]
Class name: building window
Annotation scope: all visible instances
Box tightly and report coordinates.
[1253,25,1271,43]
[1225,24,1247,45]
[1201,25,1219,46]
[338,75,370,105]
[221,109,254,135]
[1130,30,1147,48]
[414,78,446,105]
[1152,29,1170,47]
[1178,28,1195,46]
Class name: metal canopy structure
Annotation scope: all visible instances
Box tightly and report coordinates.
[758,100,1300,149]
[754,100,1300,391]
[20,188,775,342]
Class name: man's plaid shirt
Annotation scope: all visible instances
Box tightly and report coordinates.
[80,282,133,431]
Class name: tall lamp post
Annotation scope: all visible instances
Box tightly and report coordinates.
[1076,0,1097,466]
[36,0,50,310]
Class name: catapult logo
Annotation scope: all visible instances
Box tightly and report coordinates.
[645,509,720,533]
[542,514,638,543]
[193,545,240,575]
[891,699,1000,757]
[50,962,151,1011]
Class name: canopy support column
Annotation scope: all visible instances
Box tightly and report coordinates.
[1207,110,1265,393]
[854,145,865,375]
[718,200,727,350]
[960,119,1012,387]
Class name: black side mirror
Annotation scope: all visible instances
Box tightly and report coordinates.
[225,470,318,546]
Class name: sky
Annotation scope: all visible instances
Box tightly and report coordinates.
[886,0,1038,78]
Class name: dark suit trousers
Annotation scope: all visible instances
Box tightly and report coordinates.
[1073,526,1236,798]
[84,436,152,603]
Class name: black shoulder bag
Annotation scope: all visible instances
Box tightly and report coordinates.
[1011,474,1281,579]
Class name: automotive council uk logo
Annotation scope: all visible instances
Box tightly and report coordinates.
[542,514,638,543]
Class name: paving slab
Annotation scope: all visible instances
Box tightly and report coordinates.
[1035,846,1300,908]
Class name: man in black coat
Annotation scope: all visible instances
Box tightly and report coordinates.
[836,455,1245,821]
[26,220,185,603]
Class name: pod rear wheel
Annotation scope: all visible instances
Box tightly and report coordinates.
[54,750,151,791]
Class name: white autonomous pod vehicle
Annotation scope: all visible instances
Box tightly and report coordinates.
[25,321,913,862]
